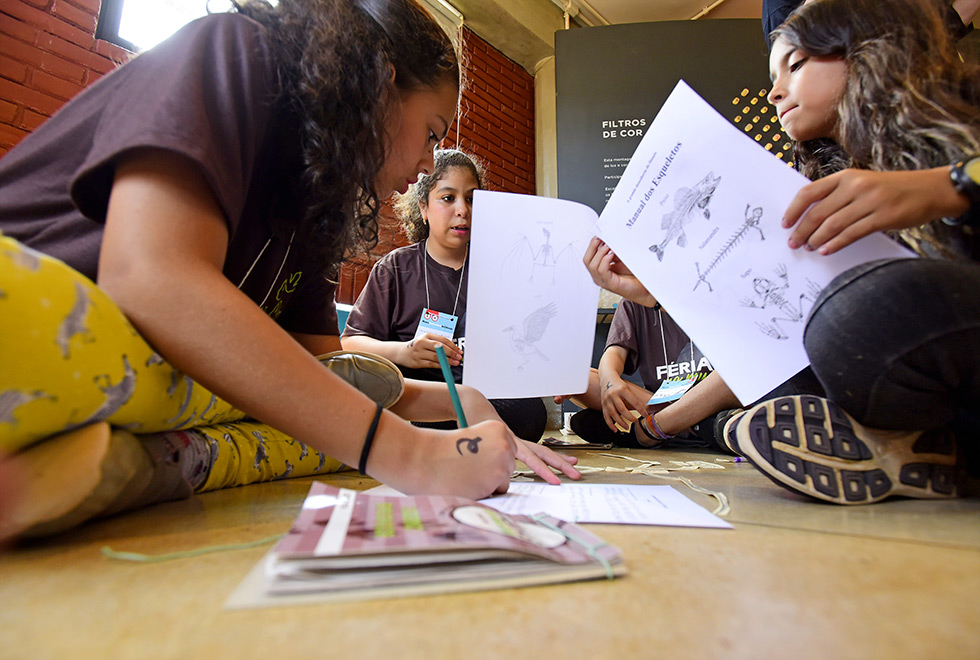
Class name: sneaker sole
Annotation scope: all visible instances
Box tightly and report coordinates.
[734,395,958,505]
[719,408,746,455]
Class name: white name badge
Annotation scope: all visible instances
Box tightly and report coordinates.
[648,374,699,406]
[413,308,458,341]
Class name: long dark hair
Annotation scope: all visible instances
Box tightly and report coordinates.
[773,0,980,256]
[234,0,460,273]
[395,148,484,243]
[773,0,980,178]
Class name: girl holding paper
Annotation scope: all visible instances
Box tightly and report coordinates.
[587,0,979,505]
[341,149,550,441]
[722,0,980,504]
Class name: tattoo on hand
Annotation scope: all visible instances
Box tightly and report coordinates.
[604,382,613,391]
[455,437,482,455]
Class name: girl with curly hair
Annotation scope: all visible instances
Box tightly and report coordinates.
[342,149,549,441]
[0,0,577,540]
[721,0,980,504]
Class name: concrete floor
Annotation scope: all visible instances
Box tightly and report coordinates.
[1,433,978,659]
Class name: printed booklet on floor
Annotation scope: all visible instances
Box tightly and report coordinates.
[226,482,625,608]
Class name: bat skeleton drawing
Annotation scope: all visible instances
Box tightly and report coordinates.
[503,228,578,284]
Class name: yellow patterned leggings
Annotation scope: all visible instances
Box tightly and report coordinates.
[0,234,344,492]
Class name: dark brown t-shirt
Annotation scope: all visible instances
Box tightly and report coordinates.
[605,299,712,391]
[343,241,468,382]
[0,13,337,334]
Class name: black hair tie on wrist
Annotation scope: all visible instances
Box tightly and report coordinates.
[359,402,384,476]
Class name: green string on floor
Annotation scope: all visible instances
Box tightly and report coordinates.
[101,533,285,563]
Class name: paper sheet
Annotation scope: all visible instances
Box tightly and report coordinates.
[594,81,913,404]
[481,482,731,528]
[367,483,731,529]
[462,190,600,398]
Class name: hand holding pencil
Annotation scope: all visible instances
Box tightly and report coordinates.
[434,345,581,486]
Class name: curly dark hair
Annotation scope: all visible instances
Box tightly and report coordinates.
[772,0,980,256]
[233,0,460,274]
[394,148,484,243]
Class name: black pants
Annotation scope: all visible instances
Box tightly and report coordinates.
[805,258,980,431]
[413,396,548,442]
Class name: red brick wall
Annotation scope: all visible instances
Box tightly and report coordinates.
[452,28,535,196]
[0,0,131,154]
[0,4,536,303]
[336,26,536,303]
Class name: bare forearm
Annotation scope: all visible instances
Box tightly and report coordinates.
[597,348,630,396]
[292,332,342,356]
[655,371,740,435]
[457,385,505,424]
[341,334,410,365]
[564,368,601,409]
[390,379,501,425]
[101,259,413,471]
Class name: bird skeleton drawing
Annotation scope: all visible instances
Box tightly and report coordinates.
[740,263,822,340]
[502,302,558,371]
[648,172,720,261]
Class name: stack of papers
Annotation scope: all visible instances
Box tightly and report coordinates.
[227,483,625,608]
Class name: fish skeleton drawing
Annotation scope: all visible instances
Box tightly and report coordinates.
[649,172,720,261]
[694,203,766,292]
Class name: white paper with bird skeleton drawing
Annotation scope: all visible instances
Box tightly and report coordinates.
[595,81,913,404]
[463,190,600,398]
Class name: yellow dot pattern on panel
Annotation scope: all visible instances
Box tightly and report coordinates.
[731,87,794,167]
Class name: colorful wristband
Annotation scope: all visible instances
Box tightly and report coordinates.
[639,413,673,442]
[650,415,673,440]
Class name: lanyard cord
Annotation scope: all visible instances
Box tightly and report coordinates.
[658,306,696,371]
[658,306,668,365]
[237,238,271,289]
[423,239,467,317]
[237,231,296,308]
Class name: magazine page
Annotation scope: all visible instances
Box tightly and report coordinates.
[224,483,625,609]
[274,483,619,567]
[595,80,912,404]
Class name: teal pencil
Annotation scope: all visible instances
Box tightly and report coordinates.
[434,344,468,428]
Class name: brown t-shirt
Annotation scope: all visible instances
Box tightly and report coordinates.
[343,241,468,382]
[0,13,337,334]
[605,299,712,392]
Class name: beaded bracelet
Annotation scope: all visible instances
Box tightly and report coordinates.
[358,402,384,475]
